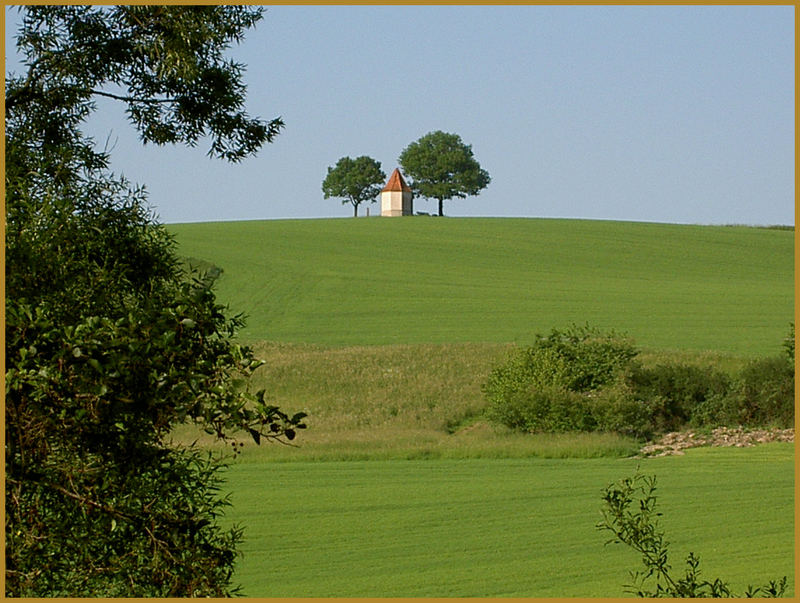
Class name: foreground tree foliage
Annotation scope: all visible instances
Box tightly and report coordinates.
[6,6,305,596]
[598,472,787,597]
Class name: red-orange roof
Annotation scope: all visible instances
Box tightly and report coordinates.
[382,168,411,193]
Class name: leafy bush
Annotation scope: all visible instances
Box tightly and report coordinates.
[599,471,787,597]
[600,355,792,435]
[484,325,637,432]
[486,385,595,433]
[728,356,794,428]
[625,363,732,433]
[783,321,794,362]
[526,324,639,392]
[685,394,736,430]
[483,346,571,408]
[485,323,794,439]
[589,378,653,439]
[689,332,793,429]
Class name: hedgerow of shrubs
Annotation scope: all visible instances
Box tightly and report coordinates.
[693,356,795,429]
[484,323,794,439]
[625,362,732,434]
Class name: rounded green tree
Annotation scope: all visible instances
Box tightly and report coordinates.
[399,130,490,216]
[322,156,386,217]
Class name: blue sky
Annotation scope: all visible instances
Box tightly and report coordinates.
[5,5,795,225]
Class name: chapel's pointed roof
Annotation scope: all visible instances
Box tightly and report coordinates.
[382,168,412,193]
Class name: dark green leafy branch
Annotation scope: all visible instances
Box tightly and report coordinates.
[7,5,283,162]
[6,5,300,596]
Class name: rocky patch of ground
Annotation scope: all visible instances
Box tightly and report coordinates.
[639,426,794,457]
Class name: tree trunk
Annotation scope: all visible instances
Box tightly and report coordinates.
[353,203,358,218]
[438,199,444,217]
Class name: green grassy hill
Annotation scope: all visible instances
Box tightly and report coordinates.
[169,217,793,356]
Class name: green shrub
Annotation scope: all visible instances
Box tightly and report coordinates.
[486,385,595,433]
[783,322,794,363]
[485,323,794,439]
[687,394,737,429]
[686,355,793,429]
[528,324,639,392]
[483,346,571,409]
[484,325,637,432]
[730,356,794,428]
[625,363,731,433]
[589,378,653,439]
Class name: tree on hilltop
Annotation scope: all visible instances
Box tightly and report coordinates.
[399,130,490,216]
[6,5,305,596]
[322,155,386,217]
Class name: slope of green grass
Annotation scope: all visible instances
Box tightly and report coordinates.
[222,444,794,597]
[167,218,793,597]
[170,218,793,356]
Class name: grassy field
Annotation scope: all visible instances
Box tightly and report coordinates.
[169,217,794,356]
[171,341,758,461]
[222,444,794,597]
[168,217,794,596]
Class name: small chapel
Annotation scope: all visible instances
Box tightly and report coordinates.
[380,168,413,217]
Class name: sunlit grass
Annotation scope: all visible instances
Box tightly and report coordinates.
[222,444,794,597]
[163,217,794,596]
[227,426,640,462]
[247,341,509,435]
[170,342,765,462]
[169,217,793,356]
